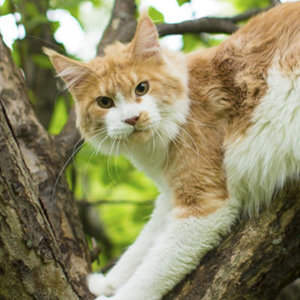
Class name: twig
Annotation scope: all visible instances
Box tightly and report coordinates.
[90,238,102,263]
[230,7,268,22]
[157,7,270,37]
[157,17,238,36]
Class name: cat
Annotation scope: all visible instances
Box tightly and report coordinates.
[45,2,300,300]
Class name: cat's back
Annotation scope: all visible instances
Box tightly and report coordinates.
[220,2,300,212]
[186,2,300,122]
[230,2,300,71]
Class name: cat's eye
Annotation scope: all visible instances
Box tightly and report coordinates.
[96,96,114,109]
[135,81,149,96]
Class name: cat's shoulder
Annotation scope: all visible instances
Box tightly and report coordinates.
[186,2,300,76]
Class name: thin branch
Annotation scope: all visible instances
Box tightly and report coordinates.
[157,17,238,36]
[157,7,270,37]
[90,238,102,263]
[230,7,268,22]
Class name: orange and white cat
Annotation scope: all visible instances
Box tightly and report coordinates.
[46,2,300,300]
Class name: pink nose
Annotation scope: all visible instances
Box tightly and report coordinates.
[124,115,140,126]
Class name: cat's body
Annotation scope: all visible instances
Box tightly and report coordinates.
[46,2,300,300]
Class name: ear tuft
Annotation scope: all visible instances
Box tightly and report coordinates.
[132,12,161,58]
[44,47,89,90]
[42,47,57,57]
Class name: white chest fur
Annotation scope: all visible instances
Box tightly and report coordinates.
[225,66,300,213]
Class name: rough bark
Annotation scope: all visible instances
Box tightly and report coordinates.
[164,180,300,300]
[96,0,137,56]
[0,36,93,299]
[277,279,300,300]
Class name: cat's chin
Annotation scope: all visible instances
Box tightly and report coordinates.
[128,129,153,143]
[107,128,153,143]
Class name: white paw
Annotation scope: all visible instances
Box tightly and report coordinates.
[94,291,144,300]
[87,273,115,297]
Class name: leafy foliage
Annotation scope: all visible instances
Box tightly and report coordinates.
[148,6,164,23]
[222,0,270,11]
[177,0,191,6]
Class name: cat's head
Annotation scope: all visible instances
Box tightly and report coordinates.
[46,14,189,155]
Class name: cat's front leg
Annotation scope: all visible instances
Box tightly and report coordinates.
[97,201,240,300]
[88,194,171,297]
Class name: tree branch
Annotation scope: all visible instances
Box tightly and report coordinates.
[157,7,269,37]
[157,17,238,36]
[164,179,300,300]
[97,0,137,56]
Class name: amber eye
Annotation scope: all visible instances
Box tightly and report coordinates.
[96,96,114,109]
[135,81,149,96]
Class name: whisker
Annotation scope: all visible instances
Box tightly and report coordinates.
[107,138,117,184]
[50,132,103,208]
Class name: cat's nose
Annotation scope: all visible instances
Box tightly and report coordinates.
[124,115,140,126]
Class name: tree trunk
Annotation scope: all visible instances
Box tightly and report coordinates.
[0,36,92,299]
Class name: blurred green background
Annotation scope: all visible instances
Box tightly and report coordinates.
[0,0,272,270]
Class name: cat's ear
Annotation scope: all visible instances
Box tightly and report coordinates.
[131,13,161,59]
[43,47,89,90]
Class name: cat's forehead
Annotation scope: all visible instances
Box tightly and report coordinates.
[87,49,159,97]
[89,43,133,74]
[87,59,138,98]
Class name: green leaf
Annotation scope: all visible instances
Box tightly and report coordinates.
[148,6,164,24]
[11,42,21,67]
[0,0,12,16]
[24,2,39,18]
[48,96,69,135]
[32,53,53,69]
[50,20,60,33]
[176,0,191,6]
[182,34,203,53]
[222,0,269,12]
